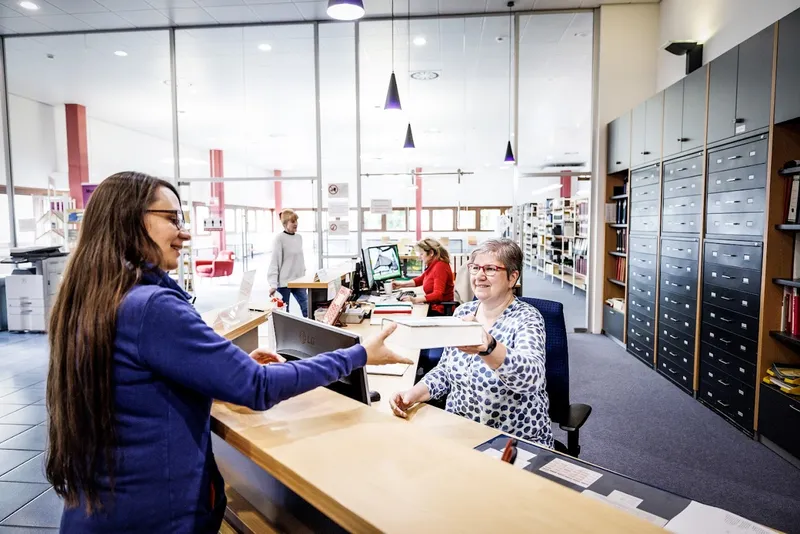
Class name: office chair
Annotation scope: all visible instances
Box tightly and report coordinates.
[520,296,592,458]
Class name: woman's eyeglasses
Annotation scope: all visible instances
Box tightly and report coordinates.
[146,210,186,230]
[467,263,507,277]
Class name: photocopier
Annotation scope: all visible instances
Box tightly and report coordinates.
[2,246,68,332]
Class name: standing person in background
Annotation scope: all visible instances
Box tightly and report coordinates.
[392,238,454,316]
[268,209,308,316]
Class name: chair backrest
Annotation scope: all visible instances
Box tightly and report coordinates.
[218,250,235,262]
[518,297,570,425]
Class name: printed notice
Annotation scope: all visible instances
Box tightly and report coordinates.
[582,490,668,527]
[370,198,392,214]
[482,447,537,470]
[327,182,349,198]
[539,458,602,489]
[328,220,349,236]
[328,198,349,218]
[665,501,776,534]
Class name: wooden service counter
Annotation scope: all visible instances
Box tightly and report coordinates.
[205,305,663,533]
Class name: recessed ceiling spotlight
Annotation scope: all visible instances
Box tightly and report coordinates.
[410,70,439,81]
[114,50,128,57]
[574,32,589,37]
[425,128,441,134]
[413,36,427,46]
[19,1,39,10]
[257,43,272,52]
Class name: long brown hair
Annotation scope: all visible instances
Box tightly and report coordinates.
[416,238,450,264]
[46,172,180,514]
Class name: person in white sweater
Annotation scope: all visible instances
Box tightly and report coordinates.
[268,209,308,316]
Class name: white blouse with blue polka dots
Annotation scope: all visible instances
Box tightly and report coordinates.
[421,298,554,448]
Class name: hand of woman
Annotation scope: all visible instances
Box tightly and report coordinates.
[363,323,414,366]
[250,348,285,365]
[389,386,429,418]
[269,288,276,296]
[455,315,493,354]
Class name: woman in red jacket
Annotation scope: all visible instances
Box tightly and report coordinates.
[393,238,454,316]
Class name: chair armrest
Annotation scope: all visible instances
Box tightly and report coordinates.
[558,403,592,433]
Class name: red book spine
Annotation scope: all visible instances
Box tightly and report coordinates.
[792,288,800,337]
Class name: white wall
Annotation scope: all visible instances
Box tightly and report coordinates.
[589,4,661,334]
[7,95,61,190]
[658,0,800,91]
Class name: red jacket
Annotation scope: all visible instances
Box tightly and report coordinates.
[413,259,454,314]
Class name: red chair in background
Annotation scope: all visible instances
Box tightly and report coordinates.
[195,250,235,279]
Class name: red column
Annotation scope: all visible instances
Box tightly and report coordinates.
[273,169,282,227]
[414,167,422,241]
[65,104,89,208]
[560,174,572,198]
[209,149,226,253]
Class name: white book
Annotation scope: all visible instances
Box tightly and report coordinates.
[384,317,485,349]
[788,176,800,223]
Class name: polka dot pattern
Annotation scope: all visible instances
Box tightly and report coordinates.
[421,298,553,447]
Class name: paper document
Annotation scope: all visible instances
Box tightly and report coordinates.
[237,270,256,305]
[366,363,410,376]
[539,458,602,489]
[483,447,536,470]
[582,490,668,527]
[665,501,776,534]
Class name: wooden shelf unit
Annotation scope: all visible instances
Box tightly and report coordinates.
[603,156,630,343]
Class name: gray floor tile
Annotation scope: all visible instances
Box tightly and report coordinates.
[0,454,46,484]
[0,390,22,398]
[0,426,46,452]
[0,482,49,523]
[0,392,44,406]
[0,378,42,390]
[0,527,58,533]
[0,427,31,444]
[0,451,40,478]
[1,489,62,528]
[0,407,46,426]
[0,407,23,419]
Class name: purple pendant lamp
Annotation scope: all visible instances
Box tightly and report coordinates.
[504,1,515,163]
[384,0,402,110]
[404,124,415,148]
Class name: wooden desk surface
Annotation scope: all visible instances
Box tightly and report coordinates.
[287,272,346,289]
[201,306,270,341]
[211,388,661,533]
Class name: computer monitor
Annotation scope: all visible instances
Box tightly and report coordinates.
[272,310,371,405]
[362,245,402,289]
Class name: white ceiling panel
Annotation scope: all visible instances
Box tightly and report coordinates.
[118,9,172,27]
[294,0,326,21]
[161,7,217,24]
[204,5,259,22]
[0,5,23,17]
[194,0,248,6]
[0,15,52,32]
[96,0,153,10]
[144,0,200,8]
[45,0,106,14]
[0,0,64,16]
[32,13,94,30]
[249,3,302,21]
[533,0,583,9]
[73,11,134,29]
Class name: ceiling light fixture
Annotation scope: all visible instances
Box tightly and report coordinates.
[18,1,38,10]
[403,1,414,148]
[384,0,401,111]
[410,70,439,81]
[326,0,365,21]
[114,50,128,57]
[413,36,426,46]
[257,43,272,52]
[503,1,515,164]
[404,124,415,149]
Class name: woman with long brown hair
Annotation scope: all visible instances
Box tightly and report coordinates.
[46,172,410,532]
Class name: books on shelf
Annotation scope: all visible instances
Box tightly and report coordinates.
[615,229,627,252]
[767,363,800,384]
[614,257,627,282]
[786,175,800,223]
[384,317,485,349]
[780,287,800,336]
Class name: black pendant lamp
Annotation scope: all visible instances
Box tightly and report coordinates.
[404,124,415,148]
[384,0,402,110]
[503,1,515,163]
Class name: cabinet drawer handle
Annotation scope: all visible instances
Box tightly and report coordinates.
[634,317,642,322]
[676,167,688,171]
[725,177,741,182]
[721,275,735,280]
[616,161,622,165]
[669,317,678,322]
[674,204,688,208]
[790,405,800,414]
[669,350,678,357]
[724,200,741,204]
[720,296,733,301]
[720,317,733,323]
[727,155,741,160]
[669,334,678,339]
[634,346,641,352]
[668,367,677,375]
[669,299,678,304]
[718,379,730,386]
[635,331,641,337]
[720,338,732,345]
[725,222,741,226]
[641,151,651,155]
[718,359,730,365]
[676,186,687,190]
[21,310,33,315]
[723,253,737,257]
[717,400,730,408]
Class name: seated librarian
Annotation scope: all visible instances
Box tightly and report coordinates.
[392,238,455,316]
[45,172,412,533]
[389,239,553,448]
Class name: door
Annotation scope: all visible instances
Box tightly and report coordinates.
[735,25,774,136]
[681,64,707,152]
[662,80,684,158]
[644,92,664,164]
[707,48,738,144]
[631,101,647,168]
[775,8,800,124]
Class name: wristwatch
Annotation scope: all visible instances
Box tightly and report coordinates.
[478,335,497,357]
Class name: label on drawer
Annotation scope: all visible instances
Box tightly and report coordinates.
[735,124,747,134]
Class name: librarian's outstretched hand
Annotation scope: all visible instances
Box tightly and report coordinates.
[390,384,431,418]
[250,348,286,365]
[363,323,414,366]
[455,315,492,354]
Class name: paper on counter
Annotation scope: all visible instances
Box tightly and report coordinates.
[327,278,342,300]
[665,501,776,534]
[582,490,668,527]
[482,447,537,470]
[539,458,602,489]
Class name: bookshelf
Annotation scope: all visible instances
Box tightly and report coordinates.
[602,153,630,344]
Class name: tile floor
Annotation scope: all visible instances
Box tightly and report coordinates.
[0,332,59,532]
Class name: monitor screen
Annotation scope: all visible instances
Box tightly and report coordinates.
[364,245,402,283]
[272,310,370,405]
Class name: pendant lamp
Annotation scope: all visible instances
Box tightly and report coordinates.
[384,0,402,110]
[404,124,416,148]
[503,1,515,163]
[326,0,365,21]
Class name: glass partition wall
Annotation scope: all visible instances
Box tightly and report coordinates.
[0,12,594,310]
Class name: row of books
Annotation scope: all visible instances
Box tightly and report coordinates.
[613,257,626,282]
[614,229,628,253]
[762,363,800,395]
[779,287,800,336]
[574,256,588,277]
[613,199,627,224]
[573,237,589,256]
[785,175,800,223]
